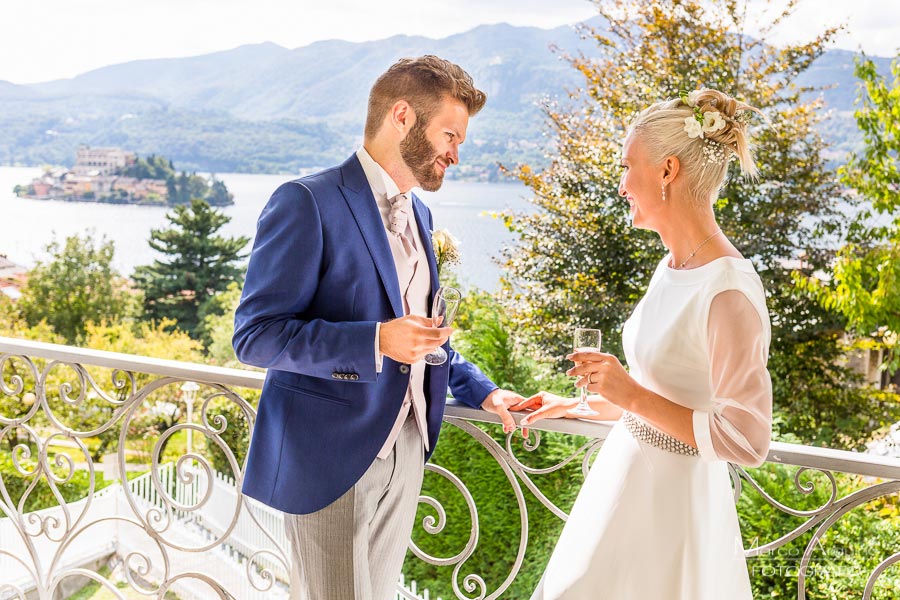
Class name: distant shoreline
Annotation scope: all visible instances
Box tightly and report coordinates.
[2,163,520,186]
[15,193,178,207]
[0,163,306,177]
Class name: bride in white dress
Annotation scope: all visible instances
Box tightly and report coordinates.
[514,88,773,600]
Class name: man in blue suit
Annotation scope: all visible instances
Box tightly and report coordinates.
[232,55,524,599]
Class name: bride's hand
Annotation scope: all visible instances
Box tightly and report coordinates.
[566,350,639,410]
[513,392,579,435]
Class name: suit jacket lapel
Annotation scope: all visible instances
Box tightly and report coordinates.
[338,156,404,318]
[411,195,440,300]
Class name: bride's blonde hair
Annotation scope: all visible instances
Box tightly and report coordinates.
[628,89,763,206]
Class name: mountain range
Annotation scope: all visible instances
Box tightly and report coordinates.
[0,20,891,179]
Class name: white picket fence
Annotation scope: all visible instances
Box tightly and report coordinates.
[1,462,439,599]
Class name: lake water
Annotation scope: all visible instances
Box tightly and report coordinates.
[0,167,533,292]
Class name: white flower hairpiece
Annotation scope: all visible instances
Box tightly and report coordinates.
[680,90,728,140]
[703,111,726,134]
[679,90,733,164]
[683,115,704,139]
[701,139,730,165]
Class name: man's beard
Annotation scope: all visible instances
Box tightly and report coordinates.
[400,119,445,192]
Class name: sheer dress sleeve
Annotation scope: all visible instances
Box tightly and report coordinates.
[691,289,772,467]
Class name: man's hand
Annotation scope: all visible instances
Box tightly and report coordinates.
[380,315,453,364]
[481,388,526,434]
[513,392,579,425]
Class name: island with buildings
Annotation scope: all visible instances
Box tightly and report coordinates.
[14,146,234,206]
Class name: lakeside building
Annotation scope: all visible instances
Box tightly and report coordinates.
[0,254,27,301]
[71,145,136,176]
[848,345,900,390]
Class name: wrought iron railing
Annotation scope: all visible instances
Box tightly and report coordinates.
[0,336,898,599]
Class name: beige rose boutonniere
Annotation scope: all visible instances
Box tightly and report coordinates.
[431,228,460,276]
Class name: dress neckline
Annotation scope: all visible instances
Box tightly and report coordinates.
[660,255,755,285]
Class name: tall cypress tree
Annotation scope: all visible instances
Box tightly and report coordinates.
[134,198,249,340]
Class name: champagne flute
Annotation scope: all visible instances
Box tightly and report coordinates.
[424,286,462,365]
[569,328,601,417]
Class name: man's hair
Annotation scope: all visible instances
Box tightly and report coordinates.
[364,55,487,139]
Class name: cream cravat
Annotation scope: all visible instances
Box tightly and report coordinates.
[377,193,431,459]
[388,193,418,311]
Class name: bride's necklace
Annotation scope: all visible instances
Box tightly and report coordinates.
[671,229,723,269]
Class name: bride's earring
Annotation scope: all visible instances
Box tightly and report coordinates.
[661,183,667,202]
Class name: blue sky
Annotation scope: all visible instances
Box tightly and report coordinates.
[4,0,897,84]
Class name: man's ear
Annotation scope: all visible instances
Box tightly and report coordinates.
[390,100,415,133]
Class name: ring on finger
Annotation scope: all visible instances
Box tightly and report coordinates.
[588,372,595,385]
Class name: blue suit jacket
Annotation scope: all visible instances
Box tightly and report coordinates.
[233,154,498,514]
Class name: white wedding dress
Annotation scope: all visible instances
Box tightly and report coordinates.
[534,256,773,600]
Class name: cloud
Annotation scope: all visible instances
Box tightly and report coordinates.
[745,0,899,56]
[1,0,595,83]
[1,0,895,85]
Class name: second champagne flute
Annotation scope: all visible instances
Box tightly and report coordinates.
[423,286,462,366]
[569,327,602,417]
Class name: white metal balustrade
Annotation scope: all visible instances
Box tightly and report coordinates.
[0,336,898,599]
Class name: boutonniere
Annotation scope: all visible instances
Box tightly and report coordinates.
[431,228,460,275]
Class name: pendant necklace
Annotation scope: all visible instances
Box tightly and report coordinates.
[672,229,722,269]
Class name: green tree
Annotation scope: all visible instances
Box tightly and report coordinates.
[0,293,22,333]
[133,199,249,341]
[120,154,175,180]
[0,299,64,433]
[18,233,140,344]
[203,281,244,367]
[207,177,234,206]
[163,171,232,206]
[82,319,205,460]
[453,286,570,397]
[798,55,900,375]
[498,0,890,449]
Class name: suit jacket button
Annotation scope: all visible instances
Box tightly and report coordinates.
[341,374,348,380]
[350,374,359,381]
[332,373,339,379]
[399,365,410,374]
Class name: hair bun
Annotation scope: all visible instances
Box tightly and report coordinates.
[627,87,764,205]
[685,89,761,177]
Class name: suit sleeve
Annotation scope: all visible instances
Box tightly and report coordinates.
[232,181,378,381]
[447,347,499,408]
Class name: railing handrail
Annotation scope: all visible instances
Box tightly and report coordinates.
[0,335,267,389]
[2,335,899,479]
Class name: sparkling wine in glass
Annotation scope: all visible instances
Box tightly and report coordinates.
[423,286,462,366]
[569,328,602,417]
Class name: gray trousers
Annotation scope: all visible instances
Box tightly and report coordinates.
[283,415,425,600]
